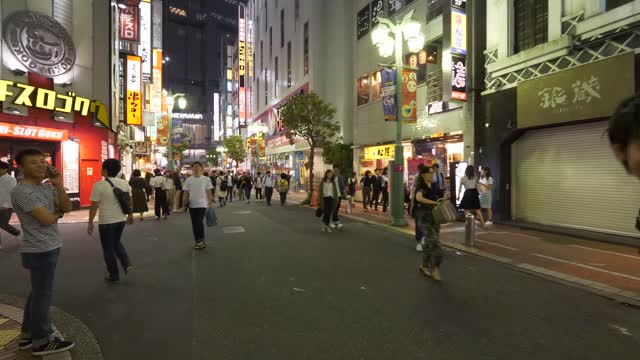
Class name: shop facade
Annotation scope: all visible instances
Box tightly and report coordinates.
[0,2,113,208]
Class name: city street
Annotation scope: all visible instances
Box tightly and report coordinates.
[0,200,639,359]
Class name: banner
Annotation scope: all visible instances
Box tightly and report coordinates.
[150,49,162,113]
[126,55,142,125]
[139,0,152,82]
[119,5,139,42]
[156,94,169,146]
[172,119,183,146]
[381,68,396,121]
[401,68,417,122]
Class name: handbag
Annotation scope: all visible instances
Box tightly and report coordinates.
[432,200,457,224]
[315,207,323,218]
[205,207,217,227]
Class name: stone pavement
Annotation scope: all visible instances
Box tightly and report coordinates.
[287,191,640,305]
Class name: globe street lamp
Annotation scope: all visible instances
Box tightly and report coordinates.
[371,10,424,227]
[163,90,187,171]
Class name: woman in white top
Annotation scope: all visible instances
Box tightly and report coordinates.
[457,165,485,227]
[164,171,175,211]
[478,167,494,226]
[318,169,340,232]
[215,170,228,207]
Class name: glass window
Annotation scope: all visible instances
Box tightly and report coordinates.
[357,75,371,106]
[281,9,285,48]
[370,71,382,102]
[514,0,548,54]
[269,26,273,58]
[275,57,279,98]
[304,22,309,75]
[287,41,292,87]
[607,0,633,10]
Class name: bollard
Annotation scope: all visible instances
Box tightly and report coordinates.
[465,212,476,246]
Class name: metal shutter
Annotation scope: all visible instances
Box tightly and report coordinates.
[512,121,640,238]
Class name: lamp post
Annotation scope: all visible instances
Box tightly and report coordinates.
[163,90,187,171]
[371,10,424,227]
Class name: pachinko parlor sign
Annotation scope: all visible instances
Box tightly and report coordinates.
[0,80,94,117]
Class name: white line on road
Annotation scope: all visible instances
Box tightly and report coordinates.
[531,253,640,281]
[488,231,541,240]
[474,239,519,251]
[568,245,640,261]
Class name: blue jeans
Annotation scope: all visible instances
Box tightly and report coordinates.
[21,248,60,347]
[99,221,130,280]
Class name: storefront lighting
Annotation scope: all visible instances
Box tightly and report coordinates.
[117,3,127,9]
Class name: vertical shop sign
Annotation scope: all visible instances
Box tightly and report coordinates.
[120,5,139,42]
[451,55,467,101]
[357,4,371,40]
[451,8,467,55]
[139,0,152,82]
[401,68,417,122]
[126,55,142,125]
[213,92,220,141]
[370,0,384,27]
[381,68,397,121]
[239,5,247,127]
[62,140,79,195]
[156,93,168,146]
[151,49,162,113]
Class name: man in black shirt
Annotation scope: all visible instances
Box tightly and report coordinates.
[370,168,383,211]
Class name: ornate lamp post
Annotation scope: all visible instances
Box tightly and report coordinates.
[163,90,187,171]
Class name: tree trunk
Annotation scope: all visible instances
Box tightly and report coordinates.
[307,145,315,204]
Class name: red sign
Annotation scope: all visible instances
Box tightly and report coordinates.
[120,5,139,42]
[401,68,418,122]
[0,122,68,141]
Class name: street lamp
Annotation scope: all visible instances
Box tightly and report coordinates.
[371,10,424,227]
[163,90,187,171]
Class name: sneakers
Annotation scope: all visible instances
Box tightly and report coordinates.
[18,338,32,350]
[31,338,75,356]
[334,223,344,229]
[485,221,494,226]
[193,241,206,250]
[416,243,423,252]
[321,225,333,232]
[431,266,442,281]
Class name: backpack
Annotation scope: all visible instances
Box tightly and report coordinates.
[220,176,228,191]
[105,178,132,215]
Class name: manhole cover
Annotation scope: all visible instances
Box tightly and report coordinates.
[223,226,245,233]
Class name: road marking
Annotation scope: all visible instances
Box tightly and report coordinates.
[475,239,519,251]
[488,231,541,240]
[222,226,246,234]
[441,227,465,233]
[568,245,640,261]
[609,324,633,336]
[531,253,640,281]
[232,211,252,215]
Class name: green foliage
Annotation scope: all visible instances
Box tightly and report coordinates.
[323,143,353,173]
[173,133,190,160]
[279,92,340,148]
[222,135,247,167]
[206,149,220,167]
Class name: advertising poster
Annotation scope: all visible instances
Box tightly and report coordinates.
[401,68,417,122]
[126,55,142,125]
[62,140,79,194]
[381,68,396,121]
[150,49,163,113]
[171,119,183,146]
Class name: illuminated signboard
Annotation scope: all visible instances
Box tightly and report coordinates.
[451,55,467,101]
[364,144,395,160]
[126,55,143,125]
[238,5,247,127]
[151,49,163,113]
[213,93,220,141]
[139,0,152,82]
[0,122,68,141]
[172,113,204,119]
[451,0,467,10]
[451,8,467,55]
[120,5,139,42]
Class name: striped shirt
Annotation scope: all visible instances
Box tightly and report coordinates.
[11,183,61,253]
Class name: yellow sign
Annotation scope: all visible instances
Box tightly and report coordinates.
[126,55,142,125]
[0,80,108,127]
[364,145,395,160]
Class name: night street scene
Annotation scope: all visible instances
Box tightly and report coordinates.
[0,0,639,359]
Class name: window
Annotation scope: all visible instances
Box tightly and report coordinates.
[295,0,300,18]
[287,41,292,87]
[264,70,268,105]
[607,0,633,10]
[426,0,446,21]
[260,41,264,72]
[269,26,273,58]
[257,77,260,107]
[265,2,268,32]
[275,57,279,98]
[280,9,285,48]
[514,0,548,54]
[304,22,309,75]
[370,71,382,102]
[357,75,370,106]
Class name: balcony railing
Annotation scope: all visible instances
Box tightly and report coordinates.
[426,69,443,103]
[426,0,447,22]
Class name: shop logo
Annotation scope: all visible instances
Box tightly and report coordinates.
[3,11,76,77]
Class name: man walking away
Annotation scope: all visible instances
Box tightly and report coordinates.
[150,169,169,219]
[87,159,133,282]
[0,161,20,249]
[216,171,228,206]
[183,162,213,249]
[371,168,383,210]
[432,163,446,198]
[172,172,184,212]
[264,170,275,206]
[331,167,345,228]
[255,172,264,200]
[11,149,74,356]
[360,171,373,212]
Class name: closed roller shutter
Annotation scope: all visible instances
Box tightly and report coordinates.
[512,121,640,238]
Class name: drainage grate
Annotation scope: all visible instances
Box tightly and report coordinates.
[222,226,246,233]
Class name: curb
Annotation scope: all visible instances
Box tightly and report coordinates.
[339,212,640,307]
[0,294,104,360]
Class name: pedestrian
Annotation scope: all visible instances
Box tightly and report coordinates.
[277,173,289,206]
[608,95,640,234]
[216,170,228,206]
[164,170,176,212]
[255,172,264,200]
[172,172,184,212]
[150,169,169,219]
[432,163,446,198]
[209,172,217,203]
[264,170,275,206]
[225,170,234,203]
[238,174,246,201]
[414,166,444,281]
[370,168,383,210]
[410,164,427,251]
[381,167,389,213]
[144,172,153,201]
[457,165,486,227]
[346,171,357,209]
[0,160,20,249]
[243,174,253,203]
[318,169,340,232]
[331,167,345,227]
[360,170,373,212]
[10,149,75,356]
[129,169,148,221]
[183,162,214,249]
[478,167,494,226]
[88,159,134,282]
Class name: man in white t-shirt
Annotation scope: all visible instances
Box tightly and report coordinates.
[263,170,275,206]
[0,161,20,249]
[183,162,213,250]
[150,169,169,219]
[254,172,264,200]
[88,159,134,282]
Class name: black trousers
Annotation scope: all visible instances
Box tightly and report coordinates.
[154,187,169,217]
[279,192,287,205]
[370,189,381,209]
[98,222,130,280]
[265,187,274,205]
[189,207,207,243]
[382,190,389,212]
[226,187,233,202]
[331,197,342,222]
[322,197,334,226]
[256,187,263,199]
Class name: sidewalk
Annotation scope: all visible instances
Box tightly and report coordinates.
[288,192,640,304]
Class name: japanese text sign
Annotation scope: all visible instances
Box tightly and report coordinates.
[451,9,466,55]
[371,0,384,27]
[357,4,370,40]
[451,55,467,101]
[126,55,142,125]
[139,0,152,82]
[364,145,395,160]
[120,5,139,42]
[0,122,68,141]
[401,68,418,122]
[517,53,634,128]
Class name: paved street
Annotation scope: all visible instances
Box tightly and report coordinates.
[0,200,639,359]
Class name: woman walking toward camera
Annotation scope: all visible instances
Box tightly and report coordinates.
[318,169,340,232]
[129,169,148,221]
[457,165,485,227]
[414,166,445,281]
[478,167,494,226]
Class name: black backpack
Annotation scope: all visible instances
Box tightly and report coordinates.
[220,176,228,191]
[105,178,132,215]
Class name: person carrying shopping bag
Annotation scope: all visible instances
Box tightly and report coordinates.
[414,166,446,281]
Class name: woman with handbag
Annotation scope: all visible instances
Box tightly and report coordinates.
[318,169,340,232]
[414,166,445,281]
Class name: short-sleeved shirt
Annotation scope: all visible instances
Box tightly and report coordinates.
[416,183,438,210]
[150,175,166,189]
[0,174,17,209]
[184,175,213,208]
[90,177,131,225]
[11,183,61,253]
[479,177,494,196]
[461,176,477,189]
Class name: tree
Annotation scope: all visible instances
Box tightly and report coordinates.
[173,133,190,161]
[323,143,354,175]
[279,91,340,202]
[222,135,247,171]
[206,149,220,168]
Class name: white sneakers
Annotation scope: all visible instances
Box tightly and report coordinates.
[485,221,494,226]
[416,243,423,252]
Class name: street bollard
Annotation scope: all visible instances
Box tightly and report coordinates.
[465,212,475,246]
